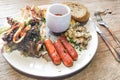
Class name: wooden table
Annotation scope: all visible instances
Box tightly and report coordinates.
[0,0,120,80]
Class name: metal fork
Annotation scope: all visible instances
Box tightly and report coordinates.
[93,19,120,62]
[94,12,120,47]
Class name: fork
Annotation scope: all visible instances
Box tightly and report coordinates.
[94,12,120,47]
[93,19,120,62]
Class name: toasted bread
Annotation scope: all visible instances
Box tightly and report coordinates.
[63,2,90,22]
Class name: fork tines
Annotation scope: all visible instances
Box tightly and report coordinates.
[94,12,120,47]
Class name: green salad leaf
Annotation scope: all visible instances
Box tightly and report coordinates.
[0,26,10,35]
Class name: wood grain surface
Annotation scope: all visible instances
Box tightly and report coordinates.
[0,0,120,80]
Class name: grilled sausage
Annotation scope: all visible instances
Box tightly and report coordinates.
[54,39,73,67]
[59,36,78,60]
[44,39,61,65]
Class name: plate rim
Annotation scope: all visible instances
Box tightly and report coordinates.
[1,5,98,78]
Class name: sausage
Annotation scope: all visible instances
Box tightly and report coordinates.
[54,39,73,67]
[59,36,78,60]
[44,39,61,65]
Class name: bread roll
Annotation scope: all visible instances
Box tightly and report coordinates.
[63,2,90,22]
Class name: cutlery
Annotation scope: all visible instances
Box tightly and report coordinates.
[94,12,120,47]
[93,20,120,62]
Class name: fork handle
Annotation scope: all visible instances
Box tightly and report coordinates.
[98,32,120,62]
[107,27,120,47]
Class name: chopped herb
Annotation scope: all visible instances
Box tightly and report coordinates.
[25,18,32,26]
[69,38,75,44]
[44,35,47,38]
[41,17,46,23]
[79,48,82,51]
[75,46,79,49]
[36,37,40,43]
[38,24,42,28]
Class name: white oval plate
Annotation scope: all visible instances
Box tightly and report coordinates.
[0,5,98,78]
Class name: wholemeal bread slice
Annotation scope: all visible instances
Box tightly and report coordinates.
[63,2,90,22]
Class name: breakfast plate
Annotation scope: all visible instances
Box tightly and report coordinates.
[0,5,98,77]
